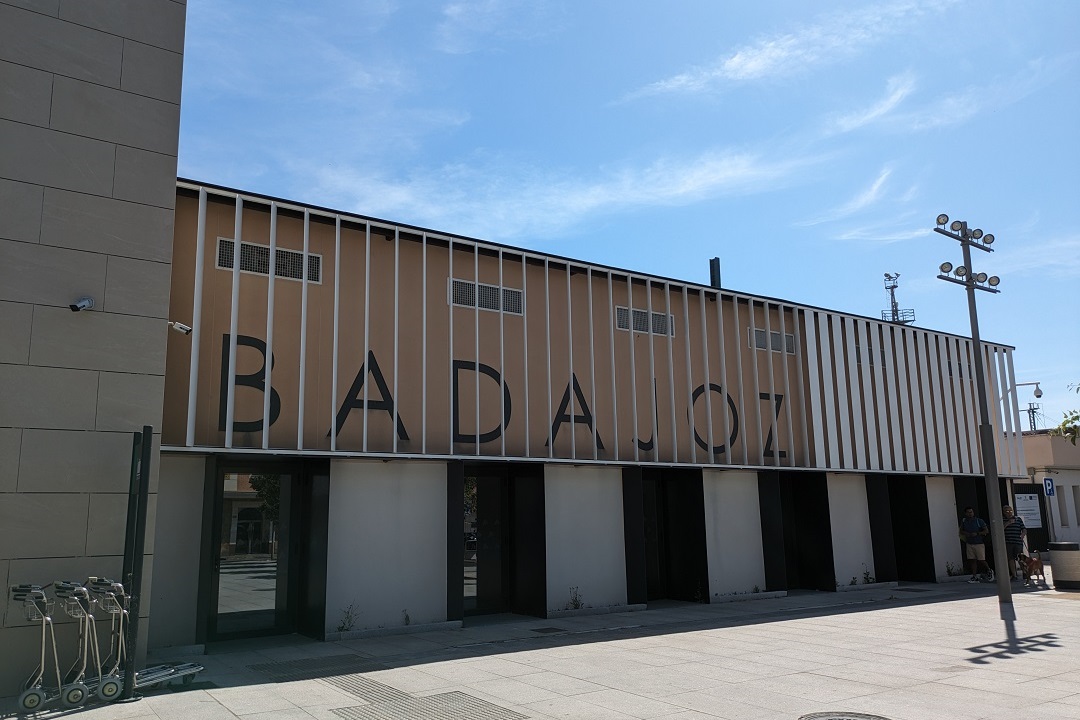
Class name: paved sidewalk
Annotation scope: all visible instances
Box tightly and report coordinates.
[5,580,1078,720]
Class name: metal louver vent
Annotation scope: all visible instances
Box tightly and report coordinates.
[749,327,795,354]
[217,238,321,283]
[450,278,523,315]
[615,306,674,336]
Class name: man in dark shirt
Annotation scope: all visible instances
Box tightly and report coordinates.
[959,506,992,583]
[1002,505,1027,581]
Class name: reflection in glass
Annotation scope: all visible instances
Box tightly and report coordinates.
[463,477,477,612]
[216,472,284,634]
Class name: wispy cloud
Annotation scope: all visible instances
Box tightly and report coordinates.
[796,167,894,226]
[307,150,813,241]
[627,0,953,99]
[889,55,1076,132]
[995,233,1080,279]
[829,73,916,133]
[435,0,557,54]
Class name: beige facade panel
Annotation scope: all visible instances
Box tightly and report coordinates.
[164,184,1026,476]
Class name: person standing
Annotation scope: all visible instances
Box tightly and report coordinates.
[959,506,992,583]
[1002,505,1027,581]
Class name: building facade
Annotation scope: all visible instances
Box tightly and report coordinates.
[148,181,1029,649]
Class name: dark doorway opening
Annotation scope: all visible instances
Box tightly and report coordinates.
[199,457,328,642]
[778,472,836,591]
[460,463,546,618]
[889,476,937,582]
[640,468,709,602]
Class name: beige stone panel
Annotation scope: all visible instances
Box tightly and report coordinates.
[0,238,106,307]
[0,300,32,364]
[0,428,20,493]
[0,178,44,244]
[0,58,51,127]
[0,364,98,430]
[104,256,172,318]
[0,119,115,197]
[40,188,174,262]
[113,146,179,210]
[0,3,122,87]
[60,0,187,54]
[121,39,184,104]
[50,75,181,155]
[96,371,166,433]
[30,305,167,374]
[18,429,135,493]
[0,493,88,560]
[85,491,154,556]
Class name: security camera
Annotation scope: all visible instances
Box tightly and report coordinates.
[168,321,193,336]
[1034,386,1043,399]
[69,297,95,312]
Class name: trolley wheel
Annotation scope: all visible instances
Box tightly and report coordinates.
[61,682,89,708]
[97,677,123,702]
[18,688,47,712]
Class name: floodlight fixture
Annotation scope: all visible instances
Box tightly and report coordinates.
[939,261,953,274]
[936,214,949,226]
[988,275,1000,287]
[950,220,964,232]
[983,234,994,245]
[971,228,984,240]
[954,265,968,277]
[975,272,988,283]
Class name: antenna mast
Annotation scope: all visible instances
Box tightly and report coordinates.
[881,273,915,324]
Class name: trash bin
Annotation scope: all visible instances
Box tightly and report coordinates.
[1048,542,1080,590]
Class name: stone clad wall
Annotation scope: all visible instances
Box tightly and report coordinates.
[0,0,186,689]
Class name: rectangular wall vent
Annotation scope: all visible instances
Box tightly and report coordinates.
[450,278,523,315]
[748,327,795,354]
[217,238,321,283]
[615,306,675,336]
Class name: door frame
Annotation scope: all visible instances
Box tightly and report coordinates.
[196,455,312,642]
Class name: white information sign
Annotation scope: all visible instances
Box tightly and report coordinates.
[1014,493,1042,529]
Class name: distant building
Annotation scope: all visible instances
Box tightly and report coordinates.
[1021,430,1080,544]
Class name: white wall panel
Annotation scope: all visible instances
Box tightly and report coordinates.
[703,469,766,597]
[926,475,963,580]
[326,460,447,633]
[827,473,875,586]
[544,465,627,612]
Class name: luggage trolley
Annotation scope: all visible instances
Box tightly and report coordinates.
[53,580,103,707]
[9,585,62,712]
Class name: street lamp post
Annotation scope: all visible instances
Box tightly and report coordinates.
[934,214,1015,621]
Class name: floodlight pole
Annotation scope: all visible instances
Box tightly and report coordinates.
[936,219,1014,620]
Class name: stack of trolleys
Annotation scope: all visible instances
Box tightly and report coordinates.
[9,585,62,712]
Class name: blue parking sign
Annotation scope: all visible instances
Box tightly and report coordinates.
[1045,477,1056,496]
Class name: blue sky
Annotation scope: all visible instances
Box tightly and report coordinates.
[178,0,1080,427]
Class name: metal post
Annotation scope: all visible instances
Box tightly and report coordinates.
[121,425,153,701]
[961,234,1014,620]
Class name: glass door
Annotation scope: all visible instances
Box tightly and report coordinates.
[212,468,291,636]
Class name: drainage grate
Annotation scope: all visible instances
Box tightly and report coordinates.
[322,674,411,703]
[249,654,386,681]
[331,691,528,720]
[799,714,893,720]
[530,627,565,634]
